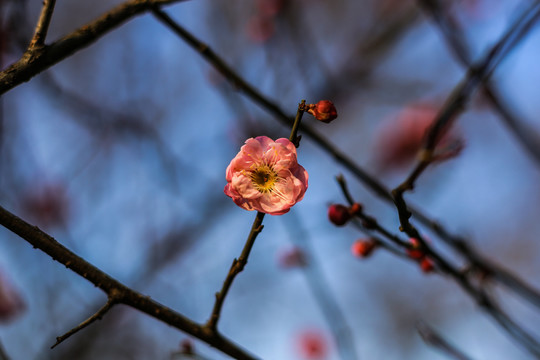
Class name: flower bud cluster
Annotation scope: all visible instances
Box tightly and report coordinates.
[406,238,434,273]
[327,202,362,226]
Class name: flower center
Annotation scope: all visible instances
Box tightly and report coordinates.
[250,164,278,193]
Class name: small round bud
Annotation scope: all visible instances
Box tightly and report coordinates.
[328,204,350,226]
[307,100,338,123]
[351,239,376,258]
[420,257,435,273]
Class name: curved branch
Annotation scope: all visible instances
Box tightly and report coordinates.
[0,205,258,360]
[0,0,187,95]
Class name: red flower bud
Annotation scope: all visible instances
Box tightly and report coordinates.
[420,257,435,273]
[351,239,376,258]
[406,238,424,259]
[328,204,350,226]
[307,100,338,123]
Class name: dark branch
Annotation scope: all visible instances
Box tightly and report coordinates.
[0,0,187,95]
[206,211,265,331]
[418,0,540,168]
[0,205,258,360]
[52,294,118,349]
[417,321,472,360]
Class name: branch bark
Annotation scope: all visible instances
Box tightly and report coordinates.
[0,205,258,360]
[0,0,187,95]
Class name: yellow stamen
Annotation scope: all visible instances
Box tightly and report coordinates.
[250,164,278,193]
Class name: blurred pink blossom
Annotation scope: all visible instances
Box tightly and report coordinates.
[21,182,70,229]
[0,271,25,323]
[296,330,328,359]
[225,136,308,215]
[277,246,307,268]
[374,103,464,171]
[245,15,275,43]
[458,0,501,20]
[257,0,285,17]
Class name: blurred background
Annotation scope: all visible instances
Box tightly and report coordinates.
[1,0,540,359]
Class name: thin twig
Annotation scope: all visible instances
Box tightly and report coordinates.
[206,102,306,331]
[0,205,258,360]
[391,1,540,261]
[0,339,9,360]
[0,0,187,95]
[28,0,56,49]
[338,174,540,356]
[483,296,540,357]
[393,1,540,204]
[416,0,540,310]
[418,0,540,167]
[51,294,118,349]
[417,321,472,360]
[206,211,265,331]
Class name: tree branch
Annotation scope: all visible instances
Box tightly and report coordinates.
[417,321,472,360]
[51,293,118,349]
[418,0,540,167]
[206,211,265,331]
[391,1,540,247]
[0,0,187,95]
[0,204,258,360]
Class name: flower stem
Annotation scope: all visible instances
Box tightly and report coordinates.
[206,211,265,331]
[289,100,306,146]
[206,101,305,331]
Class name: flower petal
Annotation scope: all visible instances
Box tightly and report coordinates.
[231,173,261,199]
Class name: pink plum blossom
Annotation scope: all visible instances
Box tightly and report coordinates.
[21,181,69,229]
[224,136,308,215]
[277,246,308,268]
[245,15,275,43]
[0,270,25,323]
[374,103,464,171]
[296,330,328,359]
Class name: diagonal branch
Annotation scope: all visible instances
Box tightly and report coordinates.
[417,321,472,360]
[418,0,540,168]
[51,294,118,349]
[0,0,187,95]
[392,1,540,243]
[206,211,265,331]
[0,204,258,360]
